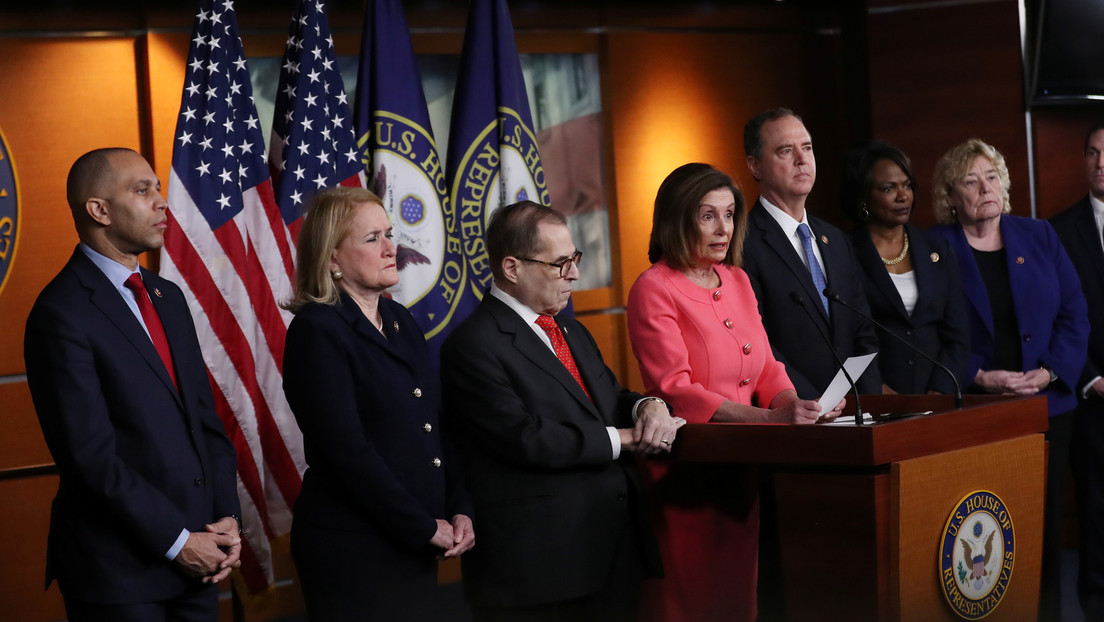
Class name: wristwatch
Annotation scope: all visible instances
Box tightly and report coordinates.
[228,514,246,536]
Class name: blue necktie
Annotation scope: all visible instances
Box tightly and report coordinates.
[797,223,830,316]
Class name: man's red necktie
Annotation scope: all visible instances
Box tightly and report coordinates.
[124,273,178,391]
[535,315,590,399]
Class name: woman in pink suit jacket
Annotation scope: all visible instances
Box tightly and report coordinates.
[627,163,840,622]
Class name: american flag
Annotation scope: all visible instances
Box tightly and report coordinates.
[161,0,305,595]
[268,0,364,233]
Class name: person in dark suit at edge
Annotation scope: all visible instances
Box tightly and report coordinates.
[441,200,681,622]
[740,107,882,400]
[23,147,241,621]
[1049,122,1104,621]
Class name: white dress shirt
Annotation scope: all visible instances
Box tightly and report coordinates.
[759,196,827,276]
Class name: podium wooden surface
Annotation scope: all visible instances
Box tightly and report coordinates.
[668,394,1049,622]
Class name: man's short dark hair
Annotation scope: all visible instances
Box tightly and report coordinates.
[743,107,799,160]
[66,147,134,213]
[1085,122,1104,153]
[486,201,568,282]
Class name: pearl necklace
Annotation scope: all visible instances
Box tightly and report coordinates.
[881,230,910,266]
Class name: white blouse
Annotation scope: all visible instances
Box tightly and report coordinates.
[889,270,919,316]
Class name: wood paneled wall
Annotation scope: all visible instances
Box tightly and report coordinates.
[865,0,1030,227]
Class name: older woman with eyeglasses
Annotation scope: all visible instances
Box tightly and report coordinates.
[929,138,1089,621]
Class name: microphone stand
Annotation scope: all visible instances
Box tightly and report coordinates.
[789,291,864,425]
[823,288,964,409]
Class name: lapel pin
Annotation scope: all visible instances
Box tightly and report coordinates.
[393,321,399,332]
[930,252,940,263]
[153,288,162,297]
[1016,256,1025,264]
[562,325,569,335]
[820,235,828,244]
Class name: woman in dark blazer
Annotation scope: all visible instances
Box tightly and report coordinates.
[841,141,970,395]
[928,139,1088,621]
[283,187,474,621]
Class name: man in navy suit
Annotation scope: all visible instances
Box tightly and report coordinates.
[441,201,680,621]
[24,148,241,621]
[1050,122,1104,620]
[740,107,881,399]
[740,109,880,622]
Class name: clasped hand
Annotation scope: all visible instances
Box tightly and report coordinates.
[620,400,686,454]
[174,516,241,584]
[975,369,1050,395]
[430,514,475,559]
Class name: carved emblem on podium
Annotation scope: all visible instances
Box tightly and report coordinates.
[939,490,1016,619]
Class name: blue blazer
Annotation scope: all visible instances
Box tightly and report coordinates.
[930,216,1089,415]
[850,223,970,394]
[283,293,472,551]
[741,201,882,399]
[23,248,240,603]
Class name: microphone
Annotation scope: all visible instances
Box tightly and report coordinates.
[823,288,963,409]
[789,291,864,425]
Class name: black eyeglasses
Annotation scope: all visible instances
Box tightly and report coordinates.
[519,250,583,279]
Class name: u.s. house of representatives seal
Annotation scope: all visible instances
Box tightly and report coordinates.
[0,124,20,300]
[939,490,1015,620]
[362,111,466,339]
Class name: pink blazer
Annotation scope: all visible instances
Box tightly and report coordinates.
[627,260,793,422]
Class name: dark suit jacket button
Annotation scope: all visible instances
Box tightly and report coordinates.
[423,423,433,433]
[617,492,627,500]
[905,329,914,336]
[1023,334,1031,342]
[412,388,423,398]
[908,359,915,366]
[194,477,204,487]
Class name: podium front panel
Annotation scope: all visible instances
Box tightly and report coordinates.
[892,434,1045,621]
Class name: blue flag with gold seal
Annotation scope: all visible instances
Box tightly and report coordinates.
[446,0,554,304]
[354,0,471,358]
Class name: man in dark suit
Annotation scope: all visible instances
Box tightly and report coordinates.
[740,108,881,399]
[1049,122,1104,620]
[24,148,241,621]
[441,201,680,621]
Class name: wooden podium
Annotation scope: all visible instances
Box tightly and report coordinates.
[670,394,1048,622]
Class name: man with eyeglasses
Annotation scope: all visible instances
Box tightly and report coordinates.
[441,200,682,621]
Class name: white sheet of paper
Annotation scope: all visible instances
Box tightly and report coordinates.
[816,352,877,416]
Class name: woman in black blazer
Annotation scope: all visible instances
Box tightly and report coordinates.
[841,141,970,395]
[283,187,474,621]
